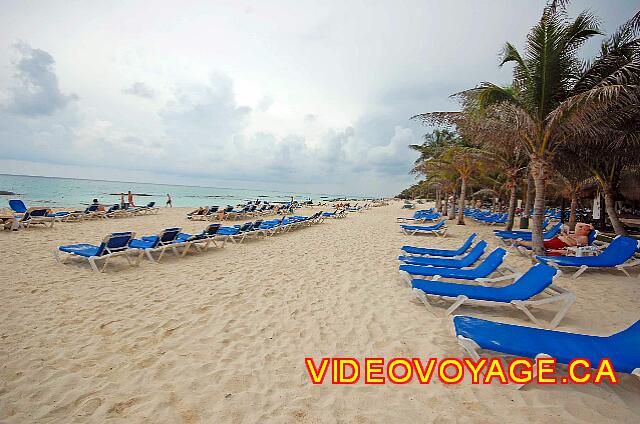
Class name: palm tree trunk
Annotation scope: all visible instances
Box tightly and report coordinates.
[602,185,627,235]
[568,190,578,231]
[442,194,448,214]
[448,191,456,220]
[457,179,466,225]
[435,189,441,213]
[505,182,517,231]
[519,175,533,229]
[529,157,547,256]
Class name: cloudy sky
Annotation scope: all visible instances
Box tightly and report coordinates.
[0,1,637,196]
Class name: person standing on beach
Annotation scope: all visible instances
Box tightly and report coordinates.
[127,190,135,207]
[166,194,172,207]
[120,192,125,208]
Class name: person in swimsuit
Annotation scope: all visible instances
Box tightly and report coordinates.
[514,222,593,255]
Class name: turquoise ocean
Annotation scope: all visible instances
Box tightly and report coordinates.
[0,174,361,208]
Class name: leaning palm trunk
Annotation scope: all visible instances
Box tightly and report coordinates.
[457,179,466,225]
[529,157,547,256]
[435,189,441,213]
[505,182,517,231]
[602,185,627,235]
[568,191,578,231]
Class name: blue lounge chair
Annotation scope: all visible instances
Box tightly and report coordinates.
[129,227,188,262]
[398,240,488,268]
[495,222,562,243]
[397,209,440,223]
[176,223,223,250]
[9,199,68,220]
[535,235,640,279]
[9,199,58,227]
[453,315,640,384]
[399,248,512,285]
[400,220,447,237]
[401,233,477,257]
[411,263,575,328]
[53,232,136,272]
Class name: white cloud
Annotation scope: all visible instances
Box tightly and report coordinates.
[122,81,156,99]
[1,1,635,195]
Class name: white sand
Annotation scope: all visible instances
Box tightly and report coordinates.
[1,203,639,423]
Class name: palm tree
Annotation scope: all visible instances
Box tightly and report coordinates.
[554,11,640,234]
[462,4,602,254]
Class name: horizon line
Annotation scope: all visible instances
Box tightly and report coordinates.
[0,172,374,199]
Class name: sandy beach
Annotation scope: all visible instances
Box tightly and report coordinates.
[1,203,639,423]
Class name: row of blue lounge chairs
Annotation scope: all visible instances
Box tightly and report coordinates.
[54,211,327,272]
[398,228,640,383]
[5,199,159,230]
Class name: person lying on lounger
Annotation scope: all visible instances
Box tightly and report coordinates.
[187,207,209,216]
[514,222,593,255]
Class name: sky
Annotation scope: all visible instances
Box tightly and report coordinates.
[0,1,637,197]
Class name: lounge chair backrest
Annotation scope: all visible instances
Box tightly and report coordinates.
[608,320,640,344]
[99,232,135,255]
[147,202,155,207]
[205,224,221,235]
[26,208,50,218]
[500,264,557,300]
[461,240,487,265]
[544,222,563,239]
[456,233,477,254]
[159,227,182,244]
[593,236,640,266]
[240,222,253,231]
[225,206,233,212]
[587,229,598,245]
[428,221,445,230]
[9,199,27,213]
[474,248,507,274]
[105,205,117,213]
[253,219,263,227]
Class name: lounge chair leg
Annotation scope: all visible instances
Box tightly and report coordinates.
[398,270,412,287]
[525,353,553,390]
[548,293,576,328]
[615,264,632,278]
[88,257,100,273]
[445,295,468,316]
[456,335,481,361]
[571,265,589,279]
[52,248,61,263]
